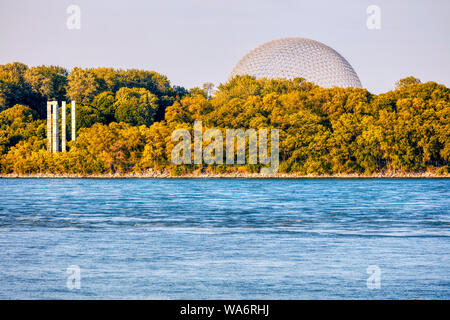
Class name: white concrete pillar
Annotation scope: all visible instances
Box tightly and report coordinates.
[61,101,67,151]
[52,101,59,153]
[71,101,76,141]
[47,102,52,152]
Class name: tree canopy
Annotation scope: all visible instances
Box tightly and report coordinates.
[0,62,448,176]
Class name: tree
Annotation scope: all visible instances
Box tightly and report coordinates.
[76,104,102,129]
[0,70,449,176]
[66,67,100,104]
[24,65,68,100]
[0,104,43,155]
[395,76,421,90]
[91,68,120,92]
[114,87,159,126]
[202,82,215,99]
[24,65,68,116]
[0,62,34,112]
[91,91,116,124]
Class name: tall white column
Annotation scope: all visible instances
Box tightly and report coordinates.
[61,101,67,151]
[71,101,76,141]
[47,102,52,152]
[52,101,59,153]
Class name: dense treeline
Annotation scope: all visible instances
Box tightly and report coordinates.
[0,62,187,123]
[0,62,449,175]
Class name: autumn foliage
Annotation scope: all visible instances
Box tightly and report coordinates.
[0,62,448,175]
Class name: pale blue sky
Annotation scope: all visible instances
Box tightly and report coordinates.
[1,0,449,93]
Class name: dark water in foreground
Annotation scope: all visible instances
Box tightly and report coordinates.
[0,178,449,299]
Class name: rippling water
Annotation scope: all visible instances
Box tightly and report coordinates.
[0,178,449,299]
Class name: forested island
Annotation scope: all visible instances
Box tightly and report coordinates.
[0,62,448,177]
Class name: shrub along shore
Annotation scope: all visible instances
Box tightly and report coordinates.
[0,62,449,177]
[0,170,448,179]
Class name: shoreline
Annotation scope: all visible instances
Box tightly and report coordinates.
[1,171,449,179]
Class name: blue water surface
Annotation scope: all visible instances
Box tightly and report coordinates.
[0,178,449,299]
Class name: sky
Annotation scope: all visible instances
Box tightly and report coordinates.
[0,0,449,93]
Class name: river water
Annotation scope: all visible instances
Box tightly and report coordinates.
[0,178,448,299]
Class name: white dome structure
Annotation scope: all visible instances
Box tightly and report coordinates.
[230,37,362,88]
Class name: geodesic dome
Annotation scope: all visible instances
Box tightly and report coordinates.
[230,37,362,88]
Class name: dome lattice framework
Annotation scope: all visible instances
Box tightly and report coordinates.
[230,37,362,88]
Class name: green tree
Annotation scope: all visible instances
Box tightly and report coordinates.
[24,65,68,116]
[114,87,158,126]
[91,91,116,124]
[76,104,102,129]
[0,62,34,112]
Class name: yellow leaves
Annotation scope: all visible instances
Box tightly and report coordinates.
[0,104,37,125]
[165,101,188,123]
[0,74,449,175]
[66,67,99,104]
